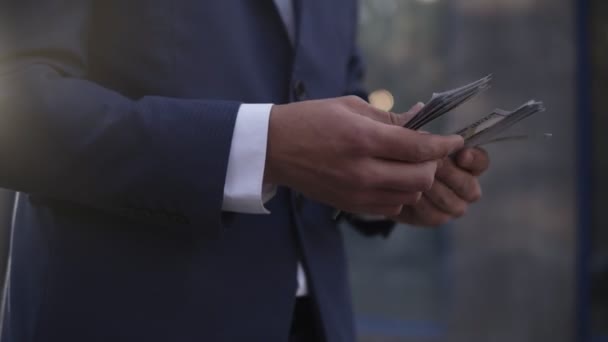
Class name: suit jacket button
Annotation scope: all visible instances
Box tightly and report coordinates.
[293,80,307,101]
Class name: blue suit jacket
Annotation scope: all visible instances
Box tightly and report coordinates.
[0,1,391,341]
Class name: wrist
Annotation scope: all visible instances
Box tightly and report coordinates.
[264,104,288,186]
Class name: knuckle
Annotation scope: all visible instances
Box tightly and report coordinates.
[328,101,346,115]
[344,95,366,106]
[468,183,483,202]
[456,176,474,196]
[461,179,482,202]
[357,131,378,155]
[403,192,422,205]
[421,172,435,191]
[412,142,431,162]
[453,203,468,218]
[354,169,376,190]
[437,158,455,177]
[435,193,451,210]
[409,171,435,192]
[346,124,377,155]
[342,161,368,186]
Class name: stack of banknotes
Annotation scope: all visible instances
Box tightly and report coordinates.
[405,74,547,147]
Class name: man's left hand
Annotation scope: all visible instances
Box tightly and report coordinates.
[392,147,490,227]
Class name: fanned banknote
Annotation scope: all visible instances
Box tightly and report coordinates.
[477,133,553,146]
[402,75,547,148]
[453,100,546,147]
[405,75,492,130]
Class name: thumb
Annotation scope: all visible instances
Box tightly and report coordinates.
[400,102,425,126]
[407,132,465,162]
[385,102,425,127]
[362,101,425,126]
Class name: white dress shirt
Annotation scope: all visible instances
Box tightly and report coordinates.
[221,0,308,297]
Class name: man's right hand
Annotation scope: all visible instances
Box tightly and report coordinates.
[264,96,464,217]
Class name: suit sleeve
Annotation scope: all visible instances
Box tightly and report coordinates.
[0,2,238,235]
[343,46,370,101]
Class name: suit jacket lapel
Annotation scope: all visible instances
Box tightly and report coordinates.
[271,0,299,48]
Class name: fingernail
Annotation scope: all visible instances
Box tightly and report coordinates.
[454,134,465,144]
[407,102,424,113]
[462,150,473,165]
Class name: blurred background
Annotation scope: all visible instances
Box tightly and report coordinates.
[0,0,603,341]
[341,0,606,341]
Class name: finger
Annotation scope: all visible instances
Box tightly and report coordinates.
[392,196,452,228]
[365,159,437,192]
[370,126,464,163]
[349,188,422,207]
[361,102,425,127]
[424,180,468,217]
[345,204,404,217]
[305,186,404,218]
[455,148,490,176]
[398,102,425,127]
[372,191,422,206]
[436,159,482,202]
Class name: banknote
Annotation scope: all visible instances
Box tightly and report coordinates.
[405,75,492,130]
[454,110,509,140]
[478,133,553,146]
[455,100,546,147]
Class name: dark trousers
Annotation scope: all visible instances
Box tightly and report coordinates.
[289,297,325,342]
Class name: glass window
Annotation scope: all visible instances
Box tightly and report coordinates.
[343,1,577,341]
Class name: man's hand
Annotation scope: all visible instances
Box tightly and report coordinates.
[392,147,490,227]
[264,96,464,217]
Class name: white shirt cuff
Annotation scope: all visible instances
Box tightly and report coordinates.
[222,104,277,214]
